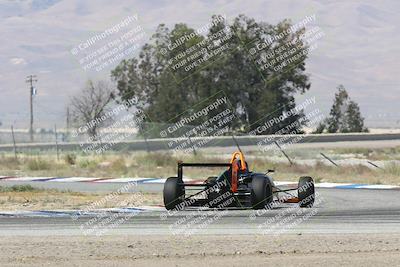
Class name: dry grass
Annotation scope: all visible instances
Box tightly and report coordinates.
[239,158,399,185]
[0,150,399,185]
[0,186,162,211]
[324,146,400,161]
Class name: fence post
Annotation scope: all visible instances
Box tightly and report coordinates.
[11,125,17,160]
[54,124,59,161]
[367,161,382,170]
[320,152,338,167]
[144,134,150,153]
[274,141,293,165]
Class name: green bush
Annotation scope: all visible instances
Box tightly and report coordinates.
[0,184,37,192]
[64,153,77,165]
[27,158,51,170]
[136,153,176,167]
[78,159,97,169]
[0,155,20,169]
[110,158,128,174]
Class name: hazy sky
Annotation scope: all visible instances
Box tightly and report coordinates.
[0,0,399,128]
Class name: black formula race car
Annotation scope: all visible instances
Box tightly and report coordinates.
[163,151,315,210]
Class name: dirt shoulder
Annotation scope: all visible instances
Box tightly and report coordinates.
[0,234,399,267]
[0,188,162,211]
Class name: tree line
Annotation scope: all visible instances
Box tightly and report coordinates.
[70,15,367,137]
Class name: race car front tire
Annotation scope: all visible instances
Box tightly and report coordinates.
[298,176,315,208]
[163,177,185,210]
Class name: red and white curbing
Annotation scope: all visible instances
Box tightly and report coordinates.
[0,176,399,189]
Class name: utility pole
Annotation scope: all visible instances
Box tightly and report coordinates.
[26,75,38,142]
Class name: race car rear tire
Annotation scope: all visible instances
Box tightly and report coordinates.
[298,176,315,208]
[251,175,273,209]
[163,177,185,210]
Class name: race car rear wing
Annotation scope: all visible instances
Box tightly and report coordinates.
[177,162,232,184]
